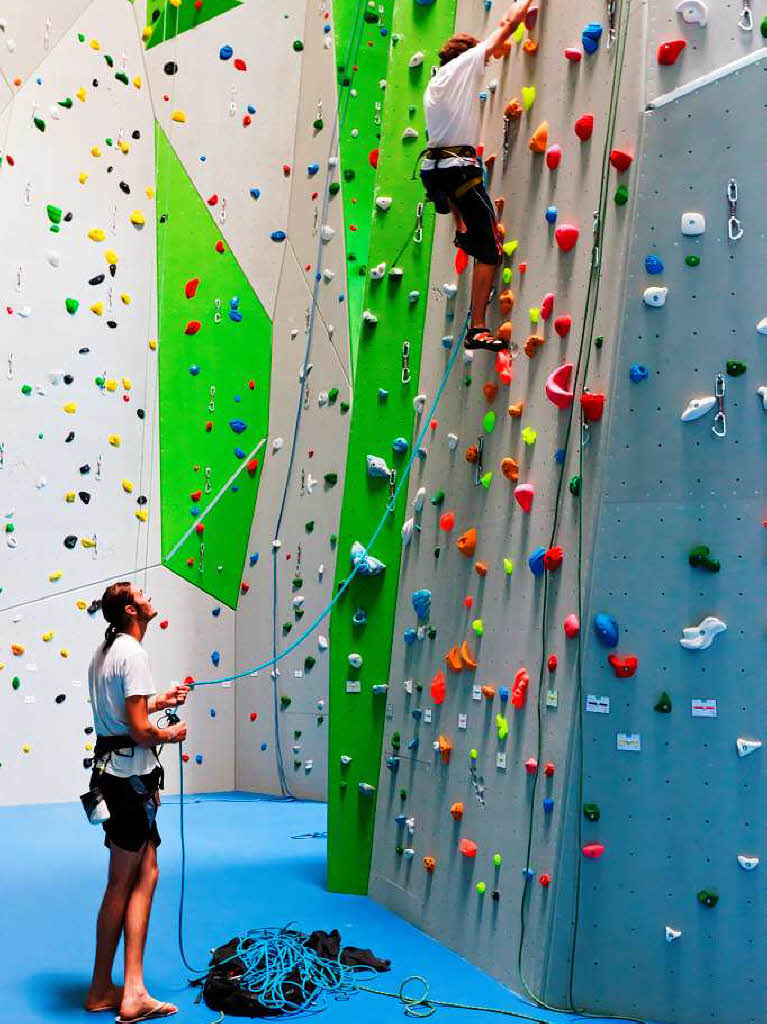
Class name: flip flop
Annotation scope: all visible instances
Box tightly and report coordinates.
[115,1002,177,1023]
[464,327,508,353]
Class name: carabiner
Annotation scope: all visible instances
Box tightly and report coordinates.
[727,178,743,241]
[712,374,726,438]
[401,341,411,384]
[413,202,423,244]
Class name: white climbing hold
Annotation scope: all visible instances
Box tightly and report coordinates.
[463,349,474,366]
[643,286,668,308]
[402,127,419,140]
[408,51,424,68]
[413,394,427,414]
[317,391,328,406]
[320,224,335,243]
[389,267,404,279]
[272,437,284,452]
[318,635,328,651]
[306,474,318,493]
[17,305,31,318]
[413,486,426,514]
[757,386,767,410]
[679,616,726,650]
[328,157,338,169]
[375,196,392,211]
[737,854,759,870]
[340,755,352,766]
[370,262,387,280]
[348,652,363,668]
[272,539,282,549]
[408,290,420,303]
[402,518,415,546]
[362,310,378,325]
[323,268,335,282]
[318,564,324,581]
[442,283,457,298]
[676,0,707,24]
[681,395,716,421]
[48,370,65,386]
[681,212,705,235]
[487,78,499,94]
[736,737,762,757]
[756,317,767,335]
[47,250,61,268]
[665,925,682,942]
[447,432,458,451]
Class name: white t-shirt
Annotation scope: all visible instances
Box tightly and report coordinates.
[88,633,159,777]
[423,41,488,164]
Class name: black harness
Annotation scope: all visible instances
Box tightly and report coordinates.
[415,146,484,213]
[93,733,165,790]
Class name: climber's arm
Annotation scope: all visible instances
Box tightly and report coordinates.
[484,0,535,62]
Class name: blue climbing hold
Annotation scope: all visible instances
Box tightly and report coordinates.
[195,754,203,764]
[229,307,242,323]
[378,389,389,401]
[582,23,603,53]
[523,867,536,879]
[229,419,247,434]
[407,737,419,750]
[352,608,367,627]
[351,540,386,575]
[211,650,221,667]
[190,365,200,376]
[250,188,261,200]
[308,163,319,176]
[543,798,554,813]
[545,205,558,224]
[645,254,664,275]
[395,814,407,825]
[479,90,488,103]
[594,612,619,648]
[528,547,546,576]
[249,553,259,566]
[441,335,453,349]
[220,45,233,60]
[234,447,246,459]
[403,628,417,645]
[210,708,216,718]
[412,708,422,721]
[629,363,649,383]
[212,606,221,617]
[417,447,428,460]
[392,437,409,455]
[270,230,286,242]
[499,686,509,703]
[554,448,565,464]
[260,742,267,751]
[247,104,256,114]
[412,588,431,620]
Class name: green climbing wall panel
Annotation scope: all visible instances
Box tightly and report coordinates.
[327,0,456,895]
[155,124,272,609]
[334,0,393,381]
[145,0,242,51]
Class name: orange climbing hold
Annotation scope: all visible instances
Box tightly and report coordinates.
[499,289,514,314]
[497,321,512,343]
[524,335,545,358]
[528,121,549,153]
[483,382,498,403]
[445,646,464,673]
[456,528,477,557]
[459,838,477,858]
[475,561,488,577]
[424,855,437,872]
[504,97,523,119]
[522,38,539,55]
[438,735,453,764]
[501,457,519,481]
[508,402,524,418]
[465,443,479,464]
[484,153,496,170]
[450,802,464,821]
[431,671,446,705]
[460,641,477,670]
[481,685,495,700]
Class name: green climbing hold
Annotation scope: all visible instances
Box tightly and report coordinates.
[697,889,718,909]
[726,360,746,377]
[65,298,80,315]
[761,14,767,37]
[399,788,408,800]
[104,54,114,67]
[594,335,604,349]
[77,32,85,42]
[396,844,404,855]
[282,621,292,634]
[340,401,350,414]
[391,731,401,750]
[685,254,700,267]
[363,9,378,21]
[476,882,486,895]
[5,523,14,533]
[304,656,316,671]
[688,545,719,573]
[292,577,303,590]
[492,853,502,867]
[58,98,73,109]
[12,677,21,690]
[464,375,472,386]
[324,472,338,486]
[427,625,437,639]
[47,204,62,224]
[430,490,445,505]
[115,71,129,85]
[304,521,314,533]
[583,803,600,822]
[329,534,337,549]
[329,182,340,196]
[483,410,496,433]
[33,117,46,132]
[21,384,32,395]
[569,475,581,496]
[327,387,339,404]
[280,695,292,708]
[480,471,493,489]
[614,184,629,206]
[293,40,304,51]
[343,169,355,182]
[313,118,324,131]
[654,691,672,714]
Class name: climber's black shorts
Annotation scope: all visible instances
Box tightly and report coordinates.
[420,164,502,266]
[98,768,162,852]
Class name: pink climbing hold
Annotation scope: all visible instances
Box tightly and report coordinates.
[545,362,574,409]
[540,292,554,320]
[582,842,605,859]
[525,757,538,775]
[185,277,200,299]
[524,5,539,29]
[184,320,201,335]
[610,148,633,172]
[515,483,535,512]
[574,113,594,141]
[657,39,686,65]
[563,613,580,638]
[545,144,562,170]
[555,224,579,252]
[554,315,571,337]
[564,47,582,62]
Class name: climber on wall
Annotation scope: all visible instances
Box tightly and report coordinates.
[421,0,536,351]
[84,582,190,1023]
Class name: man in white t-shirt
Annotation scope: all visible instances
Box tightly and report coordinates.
[421,0,535,351]
[84,581,190,1023]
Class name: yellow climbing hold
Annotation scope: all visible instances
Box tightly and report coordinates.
[522,426,537,445]
[76,600,87,610]
[497,714,509,741]
[22,744,31,754]
[135,510,149,523]
[48,571,62,583]
[120,294,131,305]
[76,87,87,102]
[65,491,76,502]
[130,210,145,226]
[88,228,105,242]
[89,38,101,50]
[108,434,121,447]
[149,338,158,351]
[90,302,103,316]
[169,0,182,6]
[105,378,117,392]
[171,110,187,123]
[502,240,518,257]
[12,644,25,656]
[503,557,514,575]
[133,76,142,89]
[42,631,54,641]
[60,649,69,658]
[529,307,540,325]
[512,22,525,43]
[118,140,130,154]
[105,249,118,265]
[63,402,77,414]
[81,537,96,549]
[141,25,152,41]
[522,85,536,110]
[146,186,155,199]
[122,479,134,493]
[122,377,132,390]
[78,172,88,184]
[91,146,102,158]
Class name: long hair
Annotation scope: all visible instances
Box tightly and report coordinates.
[438,32,479,66]
[101,581,134,651]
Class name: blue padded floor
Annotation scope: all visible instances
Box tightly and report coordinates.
[2,793,608,1024]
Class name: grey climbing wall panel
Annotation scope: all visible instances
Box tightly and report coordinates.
[560,49,767,1024]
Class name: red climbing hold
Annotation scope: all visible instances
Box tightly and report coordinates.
[185,277,200,299]
[250,712,258,722]
[574,113,594,141]
[368,148,379,169]
[431,670,446,706]
[580,392,605,421]
[430,419,438,431]
[194,0,202,9]
[495,349,513,385]
[194,523,205,535]
[191,490,202,501]
[234,58,247,71]
[554,224,579,252]
[539,873,551,887]
[283,164,291,176]
[160,620,169,630]
[240,581,249,594]
[184,320,201,335]
[242,115,252,127]
[515,483,535,513]
[518,262,527,274]
[215,240,226,253]
[564,47,582,62]
[439,511,455,532]
[540,292,554,320]
[205,421,213,432]
[459,838,478,858]
[248,380,255,390]
[511,667,530,709]
[657,39,686,65]
[544,762,555,777]
[609,149,633,173]
[563,613,580,638]
[544,546,564,571]
[247,459,259,475]
[554,315,571,337]
[455,248,468,275]
[525,757,538,775]
[463,595,473,608]
[582,842,605,859]
[207,194,219,206]
[608,654,638,678]
[547,654,557,672]
[545,144,562,170]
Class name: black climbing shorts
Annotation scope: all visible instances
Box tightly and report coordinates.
[97,768,162,852]
[420,163,502,266]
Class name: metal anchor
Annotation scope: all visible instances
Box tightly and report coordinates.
[727,178,743,241]
[712,374,726,437]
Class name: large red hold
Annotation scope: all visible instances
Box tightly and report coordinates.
[555,224,579,252]
[608,654,638,678]
[431,670,446,705]
[580,392,605,421]
[459,838,478,858]
[610,148,633,172]
[657,39,686,65]
[574,113,594,141]
[582,842,605,859]
[554,315,572,337]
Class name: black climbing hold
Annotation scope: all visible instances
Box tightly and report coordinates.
[583,803,600,821]
[151,7,160,21]
[159,214,168,224]
[79,491,91,504]
[64,374,74,385]
[304,656,316,672]
[340,401,350,414]
[65,432,75,442]
[89,274,105,285]
[84,725,93,734]
[108,264,116,277]
[83,758,93,769]
[79,464,90,475]
[492,890,500,902]
[63,212,73,222]
[78,347,90,355]
[293,731,302,740]
[119,182,131,194]
[87,599,101,615]
[427,625,437,639]
[137,495,147,505]
[654,691,672,713]
[434,548,440,559]
[164,61,178,75]
[55,693,66,704]
[137,409,145,419]
[697,889,718,908]
[63,535,78,549]
[324,472,338,486]
[131,130,141,140]
[106,321,117,329]
[280,696,292,709]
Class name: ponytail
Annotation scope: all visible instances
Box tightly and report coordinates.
[100,581,134,651]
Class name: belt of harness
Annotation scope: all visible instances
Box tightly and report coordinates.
[412,144,479,179]
[93,733,165,790]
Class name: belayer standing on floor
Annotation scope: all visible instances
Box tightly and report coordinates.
[84,581,190,1023]
[421,0,536,352]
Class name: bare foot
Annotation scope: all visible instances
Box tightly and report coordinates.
[85,983,124,1011]
[117,994,178,1022]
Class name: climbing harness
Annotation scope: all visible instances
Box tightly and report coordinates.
[727,178,742,241]
[712,373,726,437]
